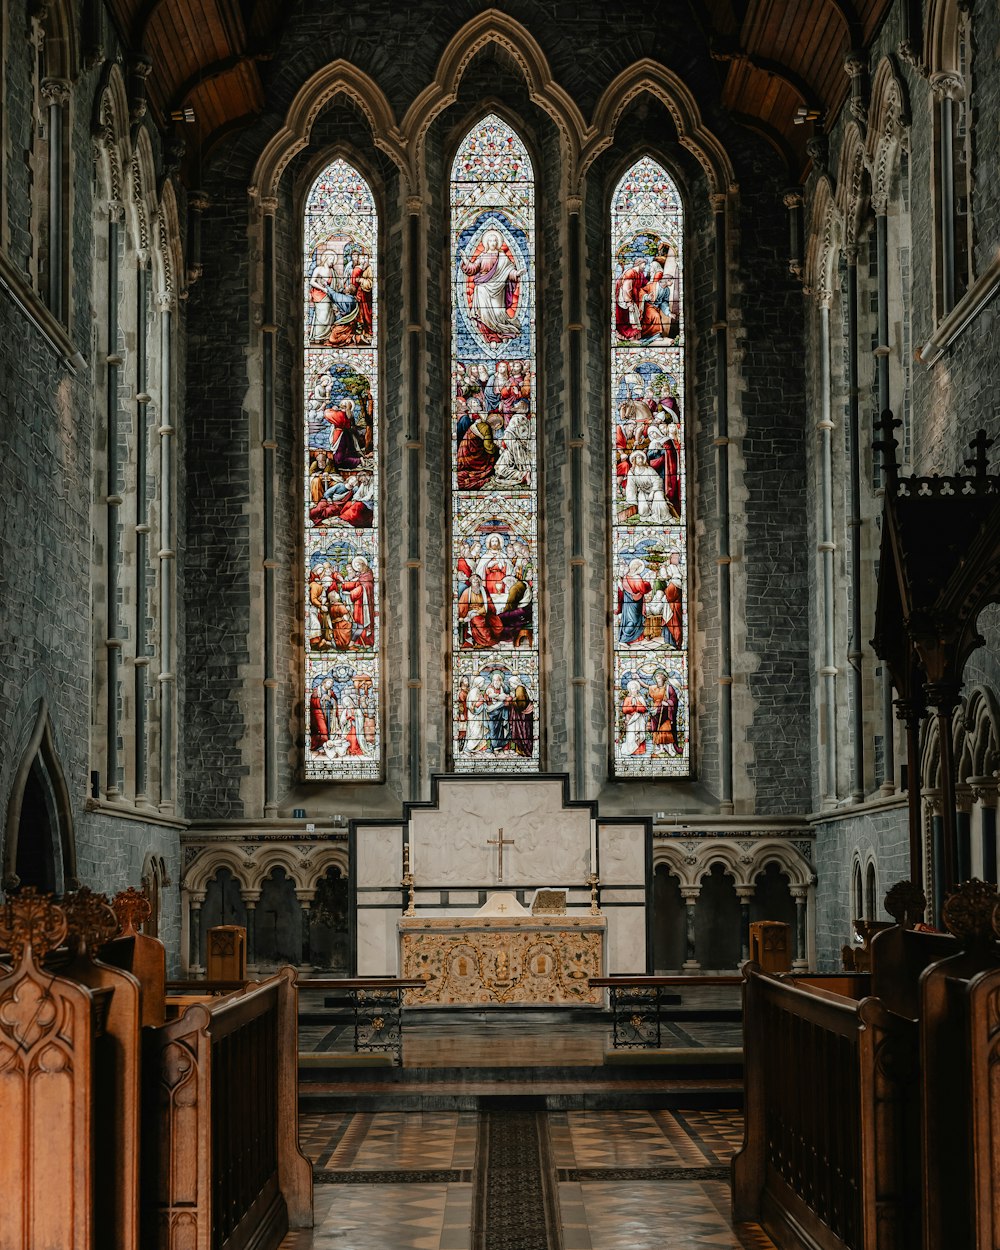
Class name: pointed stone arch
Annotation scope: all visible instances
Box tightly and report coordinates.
[128,127,158,262]
[926,0,967,78]
[402,9,586,199]
[250,61,408,203]
[2,699,77,893]
[154,178,184,309]
[867,56,911,214]
[834,123,870,247]
[584,59,736,200]
[805,177,841,302]
[92,64,130,214]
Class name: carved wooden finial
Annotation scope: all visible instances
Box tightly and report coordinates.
[62,887,119,956]
[0,888,68,963]
[884,879,926,928]
[942,879,1000,945]
[111,886,152,937]
[964,429,994,482]
[873,408,902,488]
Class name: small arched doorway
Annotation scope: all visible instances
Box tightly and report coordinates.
[3,702,76,894]
[694,863,742,970]
[652,864,687,972]
[309,866,349,972]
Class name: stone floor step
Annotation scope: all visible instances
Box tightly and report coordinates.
[299,1076,744,1113]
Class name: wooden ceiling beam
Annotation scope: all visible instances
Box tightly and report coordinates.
[712,39,825,111]
[167,51,268,114]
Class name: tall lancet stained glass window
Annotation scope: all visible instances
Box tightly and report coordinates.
[611,157,689,777]
[450,116,539,770]
[303,160,381,779]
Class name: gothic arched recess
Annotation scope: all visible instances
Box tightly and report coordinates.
[3,700,77,893]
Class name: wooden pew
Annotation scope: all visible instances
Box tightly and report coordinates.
[143,964,313,1249]
[0,889,112,1250]
[732,960,919,1250]
[919,880,1000,1250]
[62,888,144,1250]
[100,885,167,1027]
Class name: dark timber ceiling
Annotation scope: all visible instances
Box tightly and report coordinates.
[109,0,892,182]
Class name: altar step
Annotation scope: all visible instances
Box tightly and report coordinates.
[298,1073,743,1113]
[296,999,744,1111]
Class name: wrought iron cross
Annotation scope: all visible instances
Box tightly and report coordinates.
[964,429,994,481]
[487,827,515,882]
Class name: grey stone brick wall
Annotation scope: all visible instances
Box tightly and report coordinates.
[0,1,182,969]
[812,803,910,970]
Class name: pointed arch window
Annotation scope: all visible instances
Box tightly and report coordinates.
[450,116,539,770]
[611,157,690,777]
[302,159,381,779]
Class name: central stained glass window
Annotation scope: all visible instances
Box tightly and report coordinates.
[450,116,539,770]
[303,159,381,780]
[611,157,690,777]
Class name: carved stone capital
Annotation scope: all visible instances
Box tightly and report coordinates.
[709,192,727,213]
[805,135,829,173]
[188,190,210,214]
[782,189,804,210]
[930,71,965,101]
[40,77,70,106]
[406,195,424,216]
[844,51,866,79]
[565,194,582,215]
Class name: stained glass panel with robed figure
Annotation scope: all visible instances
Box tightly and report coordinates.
[303,160,381,780]
[450,115,539,771]
[611,157,690,777]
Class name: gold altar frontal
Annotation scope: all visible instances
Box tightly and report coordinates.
[398,915,607,1007]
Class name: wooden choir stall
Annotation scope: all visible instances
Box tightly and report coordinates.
[0,885,312,1250]
[733,878,1000,1250]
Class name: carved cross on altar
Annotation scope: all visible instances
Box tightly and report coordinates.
[487,827,515,882]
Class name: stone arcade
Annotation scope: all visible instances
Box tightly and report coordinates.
[4,0,1000,1247]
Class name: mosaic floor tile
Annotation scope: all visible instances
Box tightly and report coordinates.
[281,1111,772,1250]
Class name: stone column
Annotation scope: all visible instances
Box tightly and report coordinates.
[872,204,895,796]
[404,196,424,794]
[711,192,734,813]
[924,790,944,924]
[134,260,151,803]
[241,890,260,971]
[156,292,177,813]
[259,196,278,816]
[736,886,754,963]
[971,777,999,883]
[955,786,974,884]
[817,295,838,806]
[845,243,865,802]
[104,206,124,798]
[189,891,206,975]
[930,72,965,315]
[40,78,69,320]
[681,886,701,971]
[565,193,587,795]
[791,886,809,971]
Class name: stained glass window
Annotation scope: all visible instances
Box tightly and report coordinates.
[611,157,690,777]
[450,116,539,771]
[303,160,381,780]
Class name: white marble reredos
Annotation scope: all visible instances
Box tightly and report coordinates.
[409,778,591,886]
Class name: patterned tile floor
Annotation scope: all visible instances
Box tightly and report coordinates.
[281,1109,776,1249]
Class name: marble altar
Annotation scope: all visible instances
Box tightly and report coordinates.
[399,900,606,1006]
